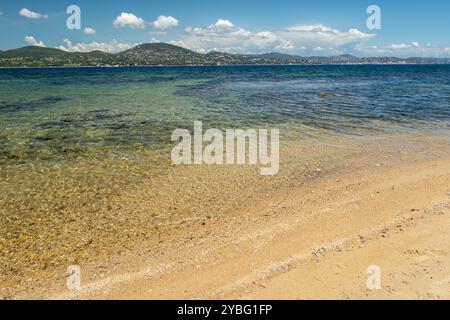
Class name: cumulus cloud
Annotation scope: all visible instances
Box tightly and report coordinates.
[56,39,136,53]
[25,35,45,47]
[84,27,96,35]
[279,24,374,51]
[214,19,234,28]
[171,19,375,55]
[113,12,145,29]
[56,39,137,53]
[19,8,48,19]
[152,15,179,30]
[171,19,280,54]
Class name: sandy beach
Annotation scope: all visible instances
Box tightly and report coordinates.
[67,154,450,300]
[56,146,450,300]
[2,132,449,300]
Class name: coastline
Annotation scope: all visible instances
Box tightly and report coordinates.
[57,152,450,300]
[1,42,449,69]
[1,62,450,70]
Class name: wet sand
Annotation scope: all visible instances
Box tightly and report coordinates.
[1,132,450,299]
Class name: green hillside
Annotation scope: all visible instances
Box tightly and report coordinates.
[0,43,449,67]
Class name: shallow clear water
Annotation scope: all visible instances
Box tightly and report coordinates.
[0,65,450,163]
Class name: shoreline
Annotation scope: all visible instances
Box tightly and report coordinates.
[1,63,450,70]
[3,134,449,300]
[57,154,450,300]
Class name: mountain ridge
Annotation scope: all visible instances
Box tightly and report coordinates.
[0,43,449,67]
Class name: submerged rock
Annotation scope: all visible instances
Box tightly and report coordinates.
[317,92,352,98]
[317,92,329,98]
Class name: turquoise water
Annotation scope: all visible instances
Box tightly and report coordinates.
[1,65,450,163]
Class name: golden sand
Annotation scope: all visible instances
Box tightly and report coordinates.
[1,131,450,299]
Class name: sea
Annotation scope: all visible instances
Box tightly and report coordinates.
[1,65,449,164]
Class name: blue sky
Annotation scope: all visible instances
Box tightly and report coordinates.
[0,0,449,57]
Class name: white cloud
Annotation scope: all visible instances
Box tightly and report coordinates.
[19,8,48,19]
[172,19,374,55]
[279,24,374,50]
[56,39,136,53]
[172,19,279,54]
[152,15,179,30]
[274,40,295,51]
[390,43,409,50]
[84,27,96,35]
[25,35,45,47]
[113,12,145,29]
[214,19,234,28]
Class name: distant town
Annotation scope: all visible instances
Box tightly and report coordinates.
[1,42,449,67]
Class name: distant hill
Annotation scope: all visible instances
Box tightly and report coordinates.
[116,43,204,65]
[0,46,68,59]
[121,43,196,55]
[256,52,302,61]
[0,43,449,67]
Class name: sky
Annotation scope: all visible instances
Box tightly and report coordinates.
[0,0,449,57]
